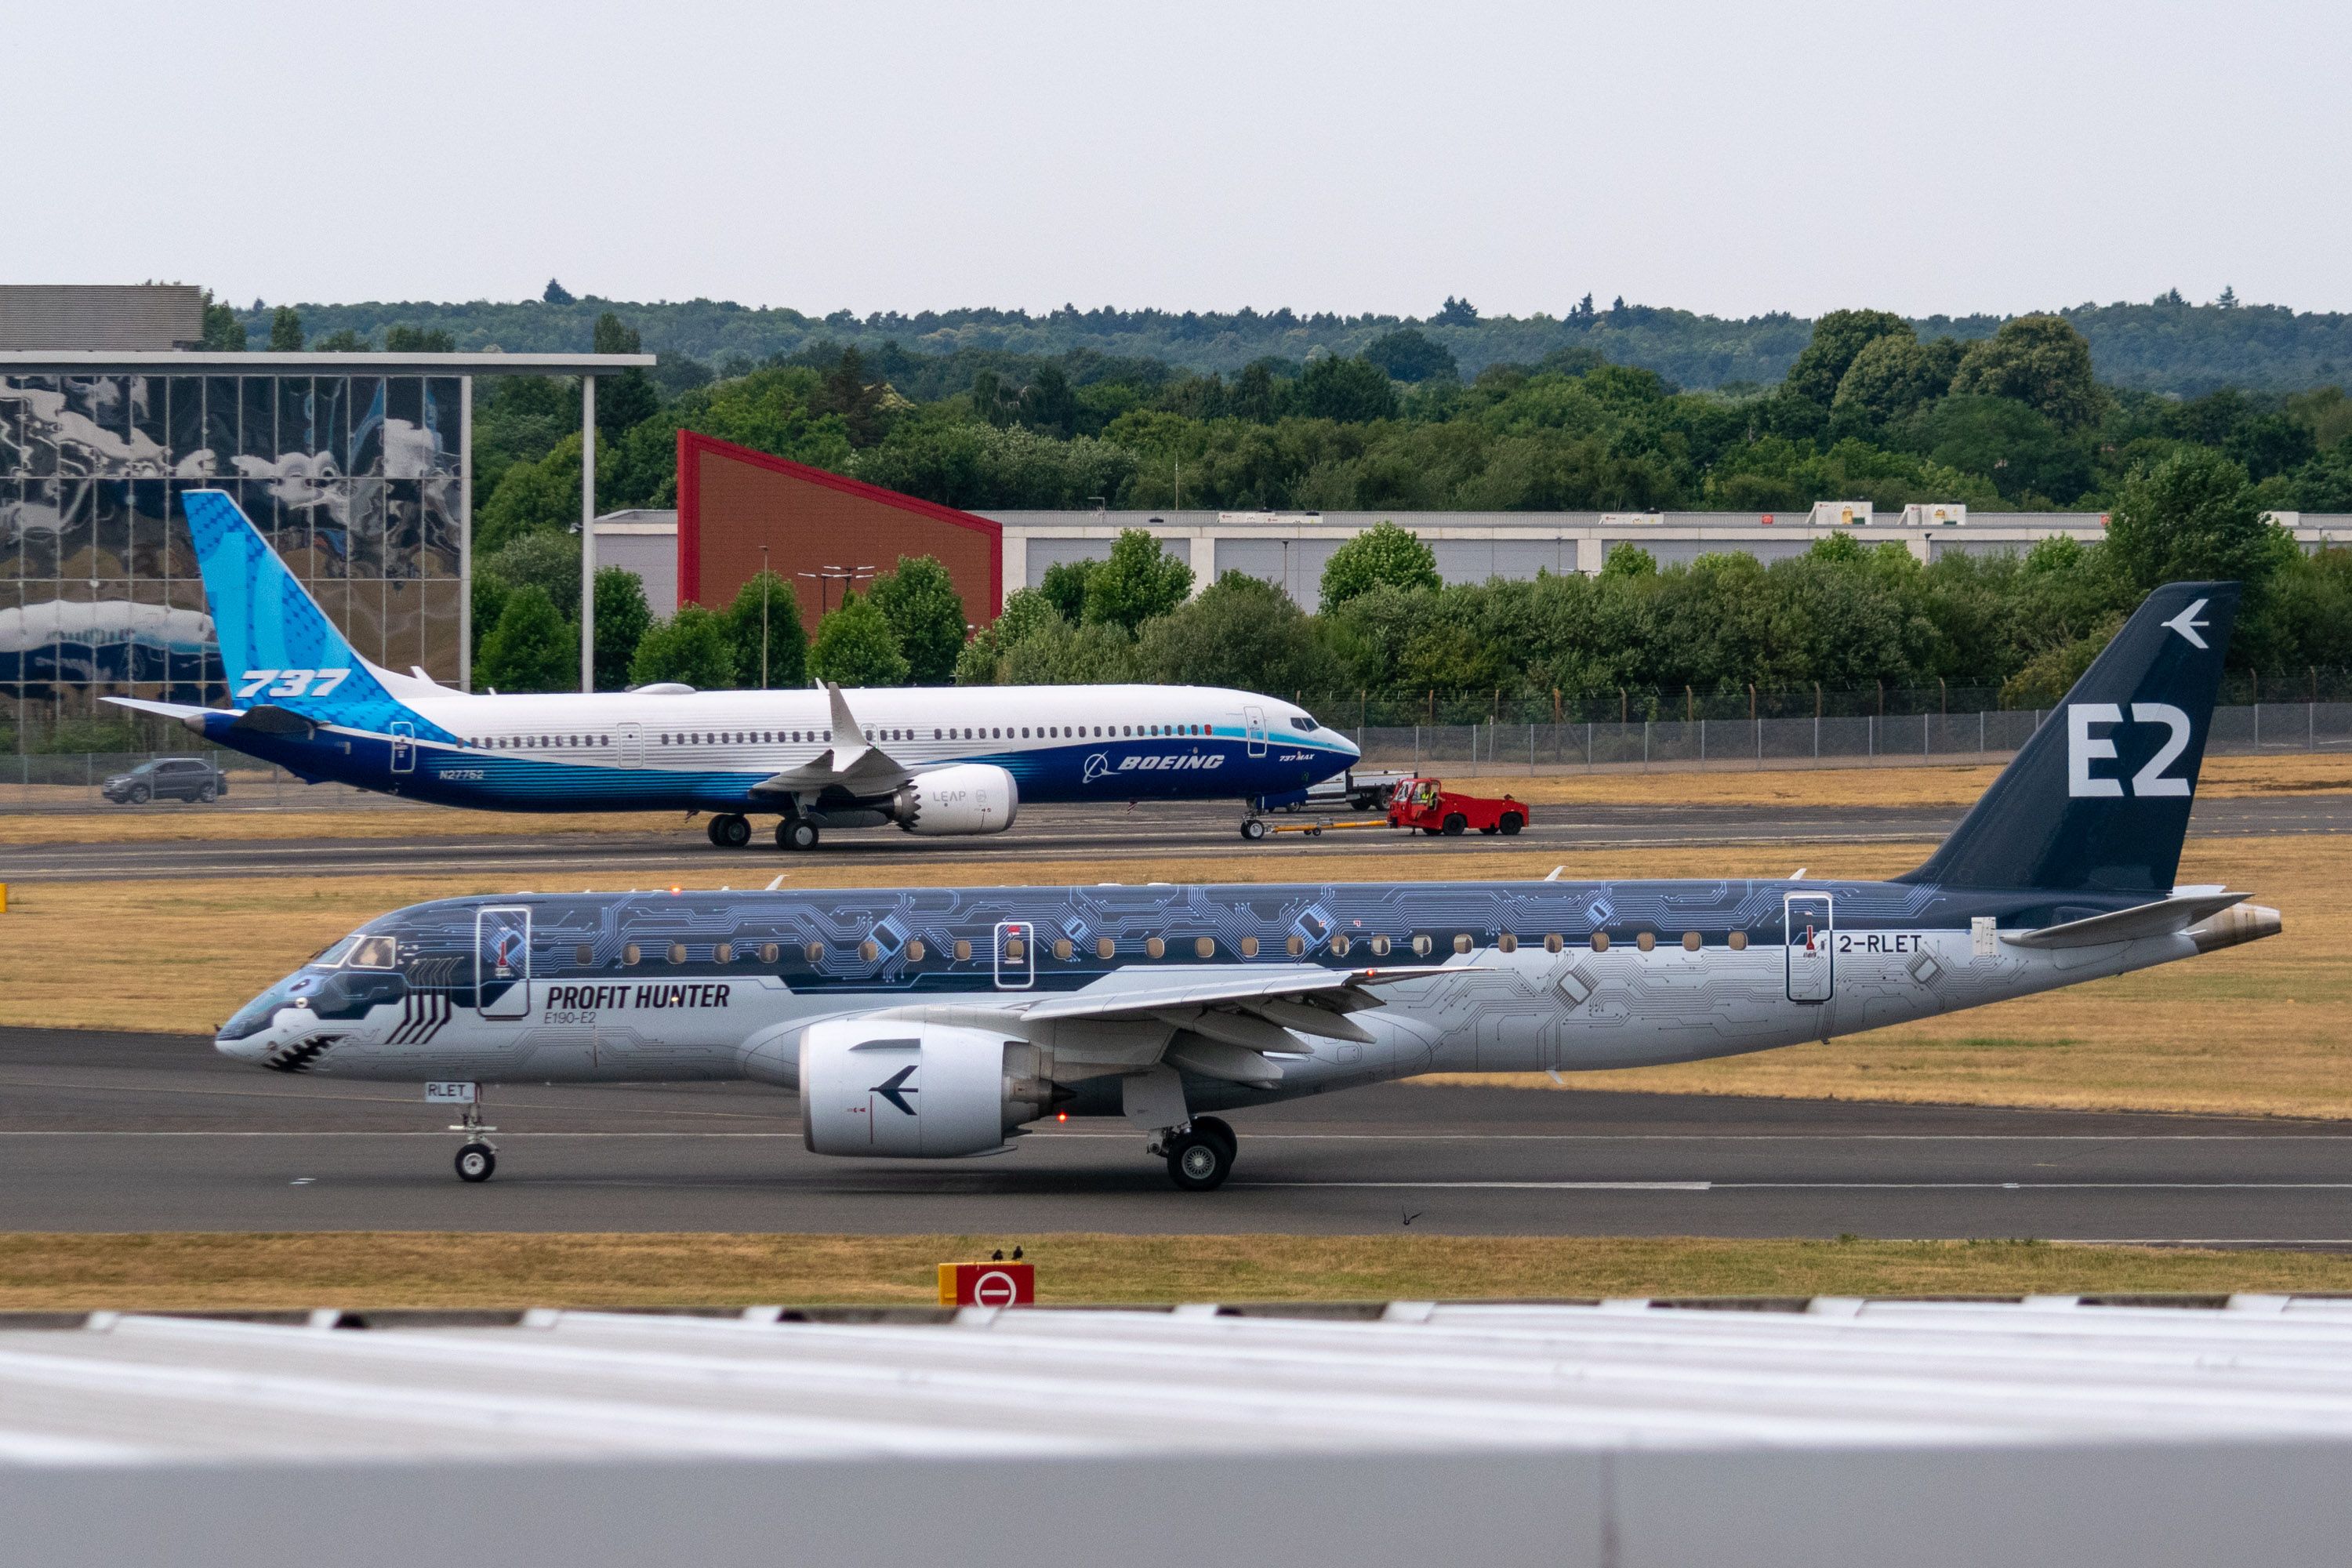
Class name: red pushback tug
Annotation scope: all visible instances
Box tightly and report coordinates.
[1385,776,1528,837]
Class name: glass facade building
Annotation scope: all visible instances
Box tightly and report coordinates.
[0,370,466,734]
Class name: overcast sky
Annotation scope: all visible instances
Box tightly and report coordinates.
[13,0,2347,320]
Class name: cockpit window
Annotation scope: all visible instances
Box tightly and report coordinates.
[1290,715,1319,732]
[347,935,399,969]
[306,935,358,969]
[220,979,298,1041]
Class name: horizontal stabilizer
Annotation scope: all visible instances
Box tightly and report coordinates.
[2002,891,2250,949]
[229,704,318,738]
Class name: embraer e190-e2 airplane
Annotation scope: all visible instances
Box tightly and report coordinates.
[216,582,2277,1190]
[110,490,1358,848]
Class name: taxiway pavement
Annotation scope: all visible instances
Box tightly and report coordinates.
[6,793,2348,884]
[5,1027,2347,1244]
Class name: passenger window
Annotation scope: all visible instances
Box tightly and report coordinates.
[1096,937,1116,959]
[760,942,779,964]
[1239,936,1258,958]
[1370,935,1391,957]
[954,939,972,961]
[1053,938,1073,960]
[1544,935,1563,954]
[1497,934,1518,953]
[1682,932,1702,952]
[667,943,687,965]
[805,942,826,963]
[1194,937,1215,959]
[1729,931,1748,951]
[907,939,926,961]
[1146,937,1167,959]
[622,943,641,966]
[575,944,594,966]
[1637,932,1657,953]
[859,941,879,963]
[1287,935,1305,957]
[1330,934,1350,958]
[715,942,733,964]
[1591,932,1610,953]
[1454,935,1474,955]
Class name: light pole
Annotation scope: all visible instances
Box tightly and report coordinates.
[759,544,770,688]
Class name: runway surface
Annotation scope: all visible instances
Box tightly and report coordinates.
[5,1027,2348,1244]
[7,793,2348,883]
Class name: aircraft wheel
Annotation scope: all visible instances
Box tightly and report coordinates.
[1442,813,1467,836]
[779,818,820,851]
[709,813,752,848]
[454,1142,496,1183]
[1166,1127,1234,1192]
[1191,1115,1237,1163]
[1499,812,1523,836]
[1240,818,1267,841]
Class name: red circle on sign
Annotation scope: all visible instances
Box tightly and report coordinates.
[972,1269,1019,1308]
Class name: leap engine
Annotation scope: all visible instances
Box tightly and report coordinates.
[892,764,1018,836]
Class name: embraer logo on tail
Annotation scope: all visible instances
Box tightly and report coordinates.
[870,1065,919,1116]
[2067,702,2194,798]
[2161,598,2212,649]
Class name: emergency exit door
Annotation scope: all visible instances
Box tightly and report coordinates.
[475,906,532,1018]
[993,921,1034,990]
[389,720,416,774]
[1784,893,1834,1003]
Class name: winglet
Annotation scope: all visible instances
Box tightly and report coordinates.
[826,682,866,748]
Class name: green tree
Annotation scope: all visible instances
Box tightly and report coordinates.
[1363,328,1458,383]
[592,312,660,436]
[383,325,456,352]
[720,570,808,688]
[1038,558,1094,622]
[1319,519,1439,612]
[808,590,912,686]
[1831,335,1960,428]
[1231,361,1278,423]
[480,529,582,611]
[198,292,246,351]
[1018,365,1078,437]
[628,604,735,688]
[1784,309,1911,405]
[475,585,575,692]
[867,554,967,683]
[592,567,652,691]
[267,307,304,351]
[1599,542,1657,578]
[312,328,370,352]
[1135,572,1343,693]
[2105,448,2292,602]
[1083,528,1194,630]
[1294,354,1398,423]
[1950,314,2101,430]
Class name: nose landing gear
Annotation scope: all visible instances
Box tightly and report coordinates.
[449,1091,498,1182]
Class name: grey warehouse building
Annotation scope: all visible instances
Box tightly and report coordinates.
[0,285,648,740]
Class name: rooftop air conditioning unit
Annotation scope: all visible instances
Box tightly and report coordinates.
[1809,501,1873,528]
[1899,503,1968,528]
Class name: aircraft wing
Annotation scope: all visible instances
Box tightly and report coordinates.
[2002,891,2249,949]
[748,683,909,797]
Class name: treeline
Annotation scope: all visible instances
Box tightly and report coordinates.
[230,285,2352,394]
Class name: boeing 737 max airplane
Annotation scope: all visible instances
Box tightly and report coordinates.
[108,490,1358,848]
[214,582,2278,1189]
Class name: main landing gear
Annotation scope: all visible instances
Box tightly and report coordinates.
[1154,1116,1237,1191]
[450,1092,498,1183]
[706,812,753,848]
[1240,817,1268,841]
[777,818,820,851]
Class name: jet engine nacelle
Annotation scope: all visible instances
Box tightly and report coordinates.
[800,1019,1052,1157]
[893,764,1018,836]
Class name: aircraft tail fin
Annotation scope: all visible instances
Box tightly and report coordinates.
[181,489,409,727]
[1900,582,2239,895]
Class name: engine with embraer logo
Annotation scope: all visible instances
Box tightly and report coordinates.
[799,1020,1055,1156]
[891,764,1018,836]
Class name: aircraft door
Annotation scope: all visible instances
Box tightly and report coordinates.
[616,723,644,768]
[993,920,1034,990]
[475,906,532,1018]
[389,720,416,774]
[1245,705,1267,757]
[1784,893,1833,1004]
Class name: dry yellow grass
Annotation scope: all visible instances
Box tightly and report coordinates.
[7,1232,2352,1310]
[2,751,2343,847]
[0,835,2334,1118]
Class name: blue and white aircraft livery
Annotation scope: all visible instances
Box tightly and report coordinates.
[109,490,1358,848]
[217,582,2278,1190]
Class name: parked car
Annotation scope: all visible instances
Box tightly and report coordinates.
[101,757,228,805]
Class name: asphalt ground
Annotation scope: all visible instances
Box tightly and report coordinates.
[7,794,2350,883]
[5,1027,2348,1244]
